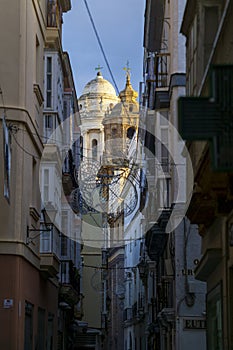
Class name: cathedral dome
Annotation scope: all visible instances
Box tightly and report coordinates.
[81,72,117,97]
[78,72,119,118]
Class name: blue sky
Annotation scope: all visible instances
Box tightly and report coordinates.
[62,0,145,97]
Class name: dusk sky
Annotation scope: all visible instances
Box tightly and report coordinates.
[62,0,146,97]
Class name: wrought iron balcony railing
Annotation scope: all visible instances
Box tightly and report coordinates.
[47,0,62,28]
[60,260,80,292]
[155,53,170,88]
[123,307,132,321]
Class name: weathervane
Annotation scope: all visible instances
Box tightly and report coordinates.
[123,60,131,78]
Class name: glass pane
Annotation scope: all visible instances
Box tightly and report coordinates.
[37,308,45,350]
[24,302,33,350]
[46,92,51,108]
[47,75,52,90]
[40,230,52,253]
[47,57,52,73]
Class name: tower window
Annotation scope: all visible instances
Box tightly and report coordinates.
[111,128,117,137]
[127,127,136,140]
[92,139,98,159]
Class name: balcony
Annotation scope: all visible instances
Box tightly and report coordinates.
[40,225,60,278]
[59,260,80,305]
[155,53,170,88]
[157,308,175,328]
[123,307,132,322]
[157,279,173,310]
[146,226,167,262]
[154,53,170,109]
[131,301,145,322]
[132,301,137,319]
[46,1,62,47]
[62,149,77,195]
[145,210,171,261]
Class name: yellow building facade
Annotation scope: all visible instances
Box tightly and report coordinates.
[0,1,72,349]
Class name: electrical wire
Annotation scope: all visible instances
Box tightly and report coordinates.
[11,132,41,160]
[82,0,120,96]
[82,0,136,133]
[1,121,186,166]
[82,263,140,271]
[5,125,186,166]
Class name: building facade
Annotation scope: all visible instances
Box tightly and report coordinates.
[141,0,207,349]
[179,1,233,349]
[0,1,82,349]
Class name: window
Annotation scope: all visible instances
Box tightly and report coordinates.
[117,223,120,242]
[127,127,135,140]
[63,100,68,119]
[24,302,33,350]
[61,211,68,237]
[37,308,45,350]
[47,0,57,27]
[207,283,223,350]
[92,139,97,159]
[160,113,169,173]
[129,237,132,252]
[43,169,49,202]
[111,128,117,137]
[157,177,171,209]
[44,115,55,141]
[47,313,54,350]
[187,15,197,95]
[155,53,170,88]
[204,5,220,69]
[61,234,68,257]
[61,261,68,283]
[128,282,132,307]
[40,227,52,253]
[32,157,37,206]
[46,57,52,108]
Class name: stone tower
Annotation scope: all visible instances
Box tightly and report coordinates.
[78,71,119,163]
[102,73,139,167]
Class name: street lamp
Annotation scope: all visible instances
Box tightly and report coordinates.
[137,257,149,285]
[26,206,57,244]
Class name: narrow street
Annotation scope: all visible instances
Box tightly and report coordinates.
[0,1,232,349]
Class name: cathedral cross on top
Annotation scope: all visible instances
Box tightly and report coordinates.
[95,64,103,74]
[123,60,131,78]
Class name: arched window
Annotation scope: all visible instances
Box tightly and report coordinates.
[92,139,98,159]
[127,127,136,140]
[111,127,117,137]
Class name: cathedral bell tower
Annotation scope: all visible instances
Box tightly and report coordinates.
[102,72,139,167]
[98,73,139,233]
